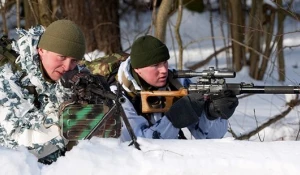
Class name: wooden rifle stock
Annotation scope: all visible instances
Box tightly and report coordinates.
[140,88,188,113]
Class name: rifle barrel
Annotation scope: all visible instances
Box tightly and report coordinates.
[227,83,300,95]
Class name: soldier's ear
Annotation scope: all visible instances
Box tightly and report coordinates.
[37,47,43,53]
[134,68,142,75]
[38,48,45,59]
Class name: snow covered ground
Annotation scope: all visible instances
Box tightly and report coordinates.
[2,137,300,175]
[1,1,300,174]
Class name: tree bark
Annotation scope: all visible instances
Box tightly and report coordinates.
[24,0,39,28]
[175,0,183,70]
[257,4,275,80]
[0,3,8,35]
[155,0,172,42]
[227,0,245,71]
[247,0,263,79]
[61,0,122,54]
[276,0,286,81]
[37,0,52,26]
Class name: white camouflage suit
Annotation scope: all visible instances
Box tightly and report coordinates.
[111,58,228,141]
[0,26,71,161]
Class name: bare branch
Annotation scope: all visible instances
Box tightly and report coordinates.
[186,45,231,70]
[236,97,300,140]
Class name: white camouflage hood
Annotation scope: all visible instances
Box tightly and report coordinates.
[0,26,71,159]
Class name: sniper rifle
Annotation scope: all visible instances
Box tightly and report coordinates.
[140,67,300,113]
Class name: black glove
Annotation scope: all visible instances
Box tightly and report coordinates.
[165,93,204,128]
[206,90,239,120]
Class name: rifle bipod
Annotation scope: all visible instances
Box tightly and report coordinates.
[115,100,141,150]
[90,84,141,150]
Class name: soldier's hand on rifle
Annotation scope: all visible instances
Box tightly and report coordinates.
[69,72,93,103]
[61,67,113,105]
[206,90,239,120]
[165,94,205,128]
[61,66,90,88]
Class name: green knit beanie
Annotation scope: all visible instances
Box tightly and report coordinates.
[38,20,86,60]
[130,35,170,68]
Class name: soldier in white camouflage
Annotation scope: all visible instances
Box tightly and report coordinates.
[0,20,86,164]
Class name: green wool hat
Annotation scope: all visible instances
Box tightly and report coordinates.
[38,20,86,60]
[130,35,170,68]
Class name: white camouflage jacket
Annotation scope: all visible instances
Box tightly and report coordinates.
[0,26,71,160]
[111,58,228,141]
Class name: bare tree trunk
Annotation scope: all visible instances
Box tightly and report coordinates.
[247,0,263,79]
[90,0,122,54]
[0,3,8,35]
[150,0,158,35]
[51,0,59,20]
[219,0,231,69]
[21,0,58,28]
[24,0,39,28]
[155,0,172,42]
[207,1,218,68]
[16,0,20,28]
[175,0,183,70]
[61,0,122,54]
[37,0,52,26]
[257,4,276,80]
[228,0,245,71]
[276,0,286,82]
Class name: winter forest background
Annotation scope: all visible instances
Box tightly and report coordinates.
[1,0,300,174]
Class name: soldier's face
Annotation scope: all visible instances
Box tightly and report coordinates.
[134,61,168,87]
[38,48,78,81]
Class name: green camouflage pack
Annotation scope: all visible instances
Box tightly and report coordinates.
[59,103,121,141]
[82,52,129,85]
[59,53,129,143]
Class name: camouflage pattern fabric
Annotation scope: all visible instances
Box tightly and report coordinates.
[82,52,129,77]
[59,104,121,141]
[0,26,72,161]
[0,35,20,72]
